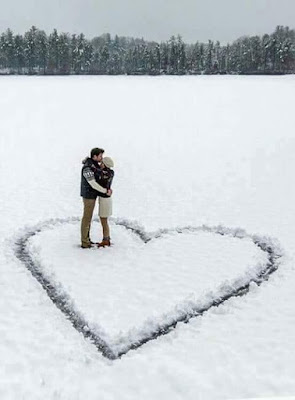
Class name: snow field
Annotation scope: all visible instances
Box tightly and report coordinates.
[0,76,295,399]
[25,219,268,354]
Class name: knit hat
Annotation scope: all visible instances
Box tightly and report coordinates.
[102,157,114,169]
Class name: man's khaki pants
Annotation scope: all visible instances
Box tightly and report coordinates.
[81,198,96,247]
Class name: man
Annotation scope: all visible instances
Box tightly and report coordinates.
[80,147,112,248]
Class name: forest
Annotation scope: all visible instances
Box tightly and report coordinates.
[0,25,294,75]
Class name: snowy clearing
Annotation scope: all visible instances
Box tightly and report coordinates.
[1,76,295,399]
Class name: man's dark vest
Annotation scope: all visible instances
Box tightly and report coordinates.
[80,158,100,199]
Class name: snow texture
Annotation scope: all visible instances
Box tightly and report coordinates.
[1,76,295,399]
[15,217,281,358]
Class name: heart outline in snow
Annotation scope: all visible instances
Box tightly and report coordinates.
[14,217,283,360]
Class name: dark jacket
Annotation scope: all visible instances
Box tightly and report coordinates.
[95,167,114,198]
[80,158,101,199]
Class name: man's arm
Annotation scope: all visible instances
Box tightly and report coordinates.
[83,167,107,194]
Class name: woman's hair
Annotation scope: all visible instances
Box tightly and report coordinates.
[90,147,104,158]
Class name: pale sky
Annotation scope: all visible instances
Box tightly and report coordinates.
[0,0,294,43]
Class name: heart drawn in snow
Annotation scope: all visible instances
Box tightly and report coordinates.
[15,217,282,360]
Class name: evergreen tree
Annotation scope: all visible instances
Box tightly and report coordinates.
[59,33,71,74]
[71,34,78,73]
[262,34,271,71]
[0,30,15,70]
[76,33,86,73]
[177,35,186,74]
[99,45,110,74]
[14,34,25,73]
[199,43,205,71]
[24,26,38,73]
[153,44,161,74]
[124,48,133,74]
[280,38,293,71]
[160,43,169,74]
[108,35,121,74]
[249,36,262,72]
[205,40,213,72]
[5,29,15,70]
[48,29,60,73]
[214,41,221,72]
[36,30,48,74]
[84,41,94,73]
[168,36,177,74]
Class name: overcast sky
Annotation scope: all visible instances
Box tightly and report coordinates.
[0,0,294,43]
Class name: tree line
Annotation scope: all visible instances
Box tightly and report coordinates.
[0,25,294,75]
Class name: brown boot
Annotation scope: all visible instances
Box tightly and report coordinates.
[97,237,111,248]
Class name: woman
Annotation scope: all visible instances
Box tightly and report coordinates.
[95,156,115,247]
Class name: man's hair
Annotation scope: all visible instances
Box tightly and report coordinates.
[90,147,104,158]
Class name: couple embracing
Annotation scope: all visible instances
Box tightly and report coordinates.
[80,147,114,249]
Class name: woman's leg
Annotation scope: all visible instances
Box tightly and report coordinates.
[98,197,112,246]
[100,217,110,239]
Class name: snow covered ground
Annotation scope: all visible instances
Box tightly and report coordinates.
[1,75,295,399]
